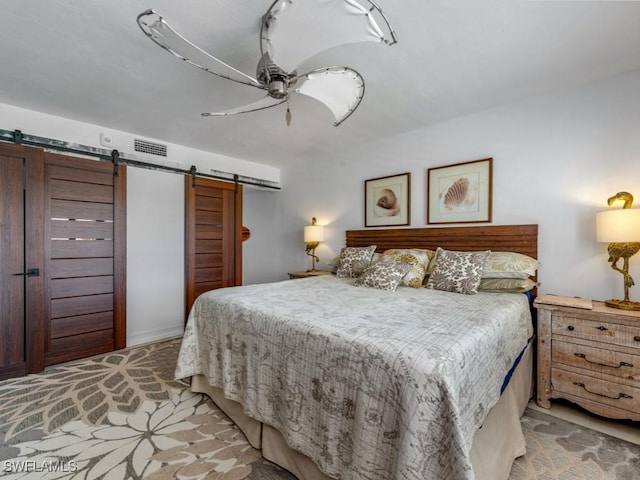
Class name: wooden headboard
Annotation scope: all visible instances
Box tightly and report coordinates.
[346,224,538,260]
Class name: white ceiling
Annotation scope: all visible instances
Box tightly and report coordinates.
[1,1,640,168]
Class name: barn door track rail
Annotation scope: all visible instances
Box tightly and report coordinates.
[0,129,280,190]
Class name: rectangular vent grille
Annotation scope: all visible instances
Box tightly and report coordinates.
[134,138,167,157]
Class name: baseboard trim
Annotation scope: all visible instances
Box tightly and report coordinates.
[127,326,184,347]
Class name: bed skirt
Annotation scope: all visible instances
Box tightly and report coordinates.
[190,342,534,480]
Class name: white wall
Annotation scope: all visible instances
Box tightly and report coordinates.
[275,69,640,302]
[0,102,281,345]
[242,188,287,284]
[126,168,184,345]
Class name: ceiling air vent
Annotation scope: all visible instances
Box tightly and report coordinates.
[134,138,167,157]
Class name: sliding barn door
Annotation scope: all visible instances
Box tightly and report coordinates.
[0,144,44,380]
[43,153,126,366]
[185,176,242,318]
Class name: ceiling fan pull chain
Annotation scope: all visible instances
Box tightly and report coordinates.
[286,103,292,127]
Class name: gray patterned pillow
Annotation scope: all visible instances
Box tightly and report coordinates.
[425,247,490,294]
[336,245,377,278]
[354,260,413,291]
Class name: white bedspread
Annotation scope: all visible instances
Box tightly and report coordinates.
[175,276,533,480]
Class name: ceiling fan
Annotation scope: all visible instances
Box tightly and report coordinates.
[136,0,397,126]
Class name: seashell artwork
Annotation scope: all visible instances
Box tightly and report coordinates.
[443,177,469,209]
[428,158,491,224]
[441,176,478,211]
[375,188,401,216]
[365,173,410,227]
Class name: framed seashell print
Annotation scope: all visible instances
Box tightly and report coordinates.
[365,172,411,227]
[427,158,492,224]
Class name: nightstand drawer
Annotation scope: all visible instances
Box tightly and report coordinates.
[552,339,640,381]
[552,315,640,349]
[552,368,639,414]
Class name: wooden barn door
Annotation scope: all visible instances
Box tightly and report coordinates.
[0,144,44,380]
[43,152,126,366]
[185,176,242,319]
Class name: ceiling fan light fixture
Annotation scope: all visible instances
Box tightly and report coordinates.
[137,0,396,126]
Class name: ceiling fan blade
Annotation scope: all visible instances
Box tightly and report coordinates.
[137,9,263,89]
[261,0,397,73]
[201,94,288,117]
[294,66,364,126]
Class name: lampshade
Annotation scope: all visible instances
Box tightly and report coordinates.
[596,208,640,242]
[304,224,324,243]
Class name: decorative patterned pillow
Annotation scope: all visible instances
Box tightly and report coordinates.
[425,247,490,294]
[478,278,538,293]
[381,248,435,288]
[336,245,377,278]
[329,253,381,273]
[482,252,538,279]
[353,260,414,291]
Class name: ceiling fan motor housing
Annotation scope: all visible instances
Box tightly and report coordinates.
[257,53,294,99]
[267,78,288,98]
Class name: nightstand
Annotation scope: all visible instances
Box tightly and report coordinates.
[288,270,333,279]
[534,299,640,421]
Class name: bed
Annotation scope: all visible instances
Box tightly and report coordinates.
[175,224,539,480]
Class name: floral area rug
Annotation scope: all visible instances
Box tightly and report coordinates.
[0,338,638,479]
[0,339,295,479]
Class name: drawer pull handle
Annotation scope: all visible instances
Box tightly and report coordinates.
[574,353,633,368]
[573,382,633,400]
[635,336,640,342]
[567,326,575,331]
[596,326,608,331]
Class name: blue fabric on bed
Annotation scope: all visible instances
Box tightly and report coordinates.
[500,337,532,394]
[500,291,536,394]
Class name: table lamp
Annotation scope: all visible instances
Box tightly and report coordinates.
[304,217,324,272]
[596,192,640,311]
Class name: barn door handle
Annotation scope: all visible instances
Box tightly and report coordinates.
[13,268,40,277]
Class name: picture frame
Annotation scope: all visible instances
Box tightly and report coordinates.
[427,158,492,224]
[365,172,411,227]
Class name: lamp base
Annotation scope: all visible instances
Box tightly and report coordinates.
[605,298,640,311]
